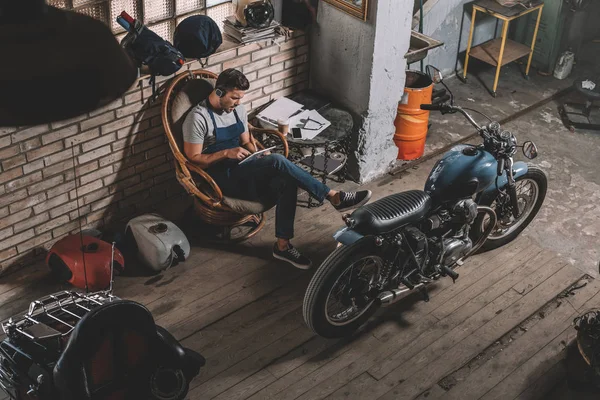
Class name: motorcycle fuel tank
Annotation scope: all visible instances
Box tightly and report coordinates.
[425,144,497,203]
[126,214,190,272]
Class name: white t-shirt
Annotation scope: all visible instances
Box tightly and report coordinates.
[182,100,249,149]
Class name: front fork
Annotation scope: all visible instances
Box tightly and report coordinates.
[504,158,521,219]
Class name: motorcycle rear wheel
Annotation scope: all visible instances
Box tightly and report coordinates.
[303,238,382,339]
[472,164,547,252]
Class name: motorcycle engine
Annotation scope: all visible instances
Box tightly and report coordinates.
[452,199,478,225]
[441,237,472,267]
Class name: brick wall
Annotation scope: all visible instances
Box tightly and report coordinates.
[0,33,309,276]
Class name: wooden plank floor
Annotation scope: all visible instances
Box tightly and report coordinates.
[0,174,596,400]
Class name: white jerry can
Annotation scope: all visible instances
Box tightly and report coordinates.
[125,214,191,272]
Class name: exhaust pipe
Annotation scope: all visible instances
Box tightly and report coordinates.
[377,283,424,307]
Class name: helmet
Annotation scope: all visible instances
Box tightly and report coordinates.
[244,0,275,29]
[174,15,223,59]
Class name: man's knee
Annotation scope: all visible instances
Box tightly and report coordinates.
[266,153,288,169]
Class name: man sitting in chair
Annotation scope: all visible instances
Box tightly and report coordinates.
[182,69,371,269]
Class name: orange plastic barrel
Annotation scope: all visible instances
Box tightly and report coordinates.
[394,70,433,160]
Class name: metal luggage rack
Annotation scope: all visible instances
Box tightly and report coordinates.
[2,290,117,341]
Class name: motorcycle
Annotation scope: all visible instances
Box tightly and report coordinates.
[303,66,548,339]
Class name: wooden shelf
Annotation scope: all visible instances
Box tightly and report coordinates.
[470,38,531,67]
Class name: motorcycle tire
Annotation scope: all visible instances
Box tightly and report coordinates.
[472,164,547,252]
[303,237,381,339]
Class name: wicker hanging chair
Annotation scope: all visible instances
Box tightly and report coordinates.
[161,69,289,242]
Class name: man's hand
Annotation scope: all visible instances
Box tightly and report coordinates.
[225,147,251,161]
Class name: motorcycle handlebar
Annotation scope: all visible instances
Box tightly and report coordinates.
[420,103,441,111]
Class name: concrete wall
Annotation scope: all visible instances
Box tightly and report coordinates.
[417,0,497,75]
[309,1,376,115]
[310,0,414,182]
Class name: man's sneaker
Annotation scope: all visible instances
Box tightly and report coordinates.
[273,243,312,270]
[333,190,372,212]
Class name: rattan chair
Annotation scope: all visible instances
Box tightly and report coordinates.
[161,69,289,242]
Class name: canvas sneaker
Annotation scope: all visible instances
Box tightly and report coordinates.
[333,190,372,212]
[273,243,312,270]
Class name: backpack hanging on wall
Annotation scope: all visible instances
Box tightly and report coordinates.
[117,11,185,99]
[174,15,223,61]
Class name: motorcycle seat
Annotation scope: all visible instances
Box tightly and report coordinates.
[349,190,432,235]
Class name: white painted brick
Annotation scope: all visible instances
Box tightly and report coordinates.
[0,226,13,241]
[19,138,41,152]
[68,180,103,199]
[27,175,64,195]
[11,125,50,143]
[285,54,309,69]
[115,102,145,119]
[0,189,27,208]
[0,167,23,185]
[79,166,113,185]
[22,159,45,175]
[46,181,76,200]
[50,114,87,130]
[34,215,70,235]
[78,145,111,164]
[251,95,272,110]
[65,128,100,147]
[0,229,35,251]
[271,68,297,83]
[43,148,80,170]
[49,200,79,219]
[33,193,69,214]
[258,63,284,79]
[243,58,270,74]
[101,116,135,135]
[14,212,50,233]
[124,90,142,105]
[41,125,79,145]
[5,171,42,193]
[2,154,27,170]
[80,111,115,131]
[81,133,116,153]
[237,42,263,56]
[52,220,80,238]
[271,49,296,64]
[0,249,18,274]
[8,192,46,214]
[0,145,20,160]
[26,142,64,162]
[263,80,285,95]
[0,208,32,230]
[208,48,237,64]
[251,45,280,62]
[223,54,251,70]
[16,232,53,253]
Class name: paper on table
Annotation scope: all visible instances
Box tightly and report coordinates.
[289,109,331,140]
[257,97,304,127]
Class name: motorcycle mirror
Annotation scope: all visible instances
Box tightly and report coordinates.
[522,141,538,159]
[426,65,444,84]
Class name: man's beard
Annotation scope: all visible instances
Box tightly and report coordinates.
[220,99,233,113]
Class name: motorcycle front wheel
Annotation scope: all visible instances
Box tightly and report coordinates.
[303,237,382,339]
[472,164,547,252]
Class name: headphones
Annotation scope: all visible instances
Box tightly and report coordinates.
[215,87,225,98]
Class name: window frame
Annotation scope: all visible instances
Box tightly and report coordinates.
[50,0,234,41]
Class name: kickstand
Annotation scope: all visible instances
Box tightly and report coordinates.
[419,286,430,302]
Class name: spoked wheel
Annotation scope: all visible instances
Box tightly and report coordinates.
[473,165,547,252]
[303,238,382,338]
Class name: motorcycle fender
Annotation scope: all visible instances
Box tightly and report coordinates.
[333,227,364,246]
[478,161,529,205]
